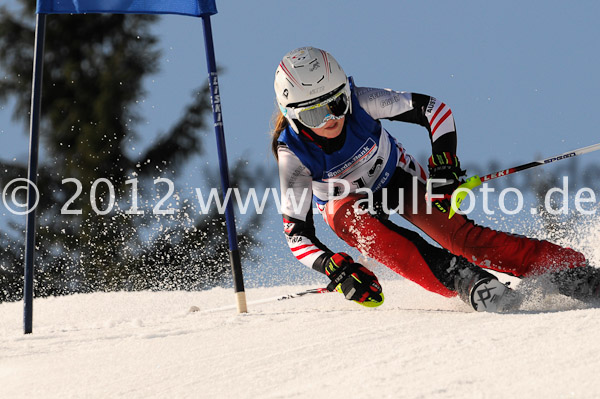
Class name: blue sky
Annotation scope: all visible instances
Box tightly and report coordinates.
[1,1,600,285]
[3,0,600,179]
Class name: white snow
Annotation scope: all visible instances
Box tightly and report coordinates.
[2,272,600,399]
[2,216,599,398]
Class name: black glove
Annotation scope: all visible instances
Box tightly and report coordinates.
[325,252,384,307]
[427,152,466,213]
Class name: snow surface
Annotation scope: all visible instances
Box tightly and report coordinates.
[2,217,599,398]
[2,273,600,399]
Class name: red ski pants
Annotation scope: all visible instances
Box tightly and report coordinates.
[323,178,587,297]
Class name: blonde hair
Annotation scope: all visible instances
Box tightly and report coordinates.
[270,110,289,161]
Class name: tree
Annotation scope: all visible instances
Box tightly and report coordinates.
[0,1,266,302]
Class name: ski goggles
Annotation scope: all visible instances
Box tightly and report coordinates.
[287,86,350,129]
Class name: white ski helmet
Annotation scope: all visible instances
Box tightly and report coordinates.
[274,47,351,133]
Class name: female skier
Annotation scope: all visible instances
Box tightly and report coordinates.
[271,46,598,312]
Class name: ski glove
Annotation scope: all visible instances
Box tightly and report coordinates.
[427,152,467,213]
[325,252,384,307]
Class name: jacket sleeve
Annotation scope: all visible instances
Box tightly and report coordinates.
[277,145,334,274]
[354,86,457,154]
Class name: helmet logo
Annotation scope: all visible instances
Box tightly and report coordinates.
[309,61,320,72]
[309,86,325,95]
[283,89,289,99]
[289,49,308,66]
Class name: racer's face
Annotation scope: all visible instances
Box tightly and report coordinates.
[311,116,345,139]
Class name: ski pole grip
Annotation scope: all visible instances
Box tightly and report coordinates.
[449,175,483,219]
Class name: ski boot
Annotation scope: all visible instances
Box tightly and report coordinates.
[452,257,522,312]
[548,265,600,303]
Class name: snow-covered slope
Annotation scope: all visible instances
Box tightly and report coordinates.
[2,275,600,399]
[2,216,599,398]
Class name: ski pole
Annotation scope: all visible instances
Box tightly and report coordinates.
[189,287,330,314]
[449,142,600,218]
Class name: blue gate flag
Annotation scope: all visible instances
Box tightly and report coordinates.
[36,0,217,17]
